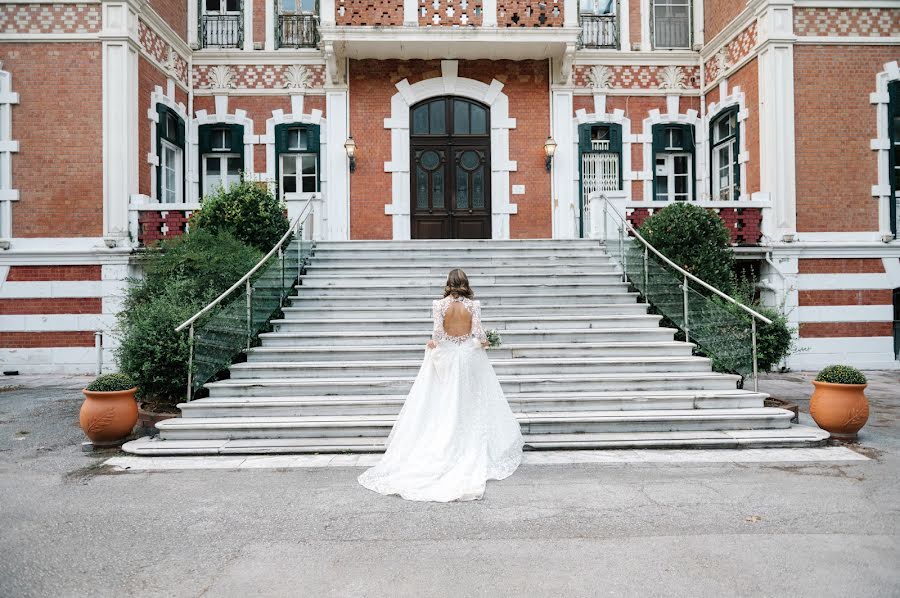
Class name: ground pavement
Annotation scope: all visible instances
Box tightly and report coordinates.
[0,372,898,597]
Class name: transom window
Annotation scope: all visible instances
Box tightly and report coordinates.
[411,98,488,137]
[287,127,308,151]
[580,0,614,15]
[205,0,240,13]
[211,128,232,151]
[711,109,739,201]
[652,0,691,49]
[280,0,316,13]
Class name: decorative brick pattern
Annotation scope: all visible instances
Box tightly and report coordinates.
[138,20,189,87]
[498,0,563,26]
[192,64,327,90]
[6,265,101,281]
[799,258,886,274]
[704,21,757,83]
[799,322,893,338]
[0,331,96,348]
[798,290,893,307]
[0,298,102,315]
[628,206,763,246]
[794,8,900,38]
[336,0,404,25]
[419,0,483,26]
[138,210,193,246]
[573,65,700,90]
[0,3,100,34]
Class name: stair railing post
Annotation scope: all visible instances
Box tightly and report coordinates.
[245,279,253,350]
[621,225,628,283]
[752,317,759,392]
[278,246,285,307]
[602,197,608,243]
[643,245,649,296]
[186,324,194,402]
[296,220,302,282]
[682,275,690,343]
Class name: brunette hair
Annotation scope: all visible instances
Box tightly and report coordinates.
[443,268,474,299]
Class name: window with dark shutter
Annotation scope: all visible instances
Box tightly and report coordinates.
[198,123,244,198]
[275,123,321,198]
[652,123,695,202]
[155,105,186,203]
[710,108,740,201]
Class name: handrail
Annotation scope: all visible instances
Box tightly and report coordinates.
[600,194,772,325]
[175,197,314,333]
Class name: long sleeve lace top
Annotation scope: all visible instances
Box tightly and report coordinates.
[431,296,488,345]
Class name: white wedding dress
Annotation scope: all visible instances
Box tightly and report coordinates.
[358,295,524,502]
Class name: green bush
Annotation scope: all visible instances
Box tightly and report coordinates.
[816,365,867,385]
[86,373,135,392]
[191,180,289,252]
[638,203,735,292]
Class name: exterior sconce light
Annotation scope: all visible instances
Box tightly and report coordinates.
[344,136,357,173]
[544,137,557,172]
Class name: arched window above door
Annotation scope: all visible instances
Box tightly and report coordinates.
[411,98,489,137]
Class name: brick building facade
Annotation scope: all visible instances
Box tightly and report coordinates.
[0,0,898,372]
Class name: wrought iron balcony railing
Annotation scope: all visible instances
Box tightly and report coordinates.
[578,14,618,49]
[277,14,319,48]
[200,14,243,49]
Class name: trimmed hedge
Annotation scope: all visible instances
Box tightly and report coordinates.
[190,180,290,252]
[816,365,867,385]
[86,373,135,392]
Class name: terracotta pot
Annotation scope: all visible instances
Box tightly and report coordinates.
[79,387,139,443]
[809,380,870,440]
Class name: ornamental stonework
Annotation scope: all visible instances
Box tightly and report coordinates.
[573,65,700,90]
[0,3,100,34]
[704,21,757,82]
[336,0,404,25]
[193,64,327,90]
[794,7,900,37]
[498,0,563,27]
[138,20,189,86]
[420,0,483,26]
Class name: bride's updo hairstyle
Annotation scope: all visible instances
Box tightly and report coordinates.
[443,269,474,299]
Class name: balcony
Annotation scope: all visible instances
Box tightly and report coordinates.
[578,13,617,49]
[199,14,243,49]
[278,14,320,48]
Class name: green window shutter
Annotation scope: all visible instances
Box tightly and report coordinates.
[684,124,695,153]
[228,124,245,173]
[889,82,899,236]
[651,124,666,154]
[308,125,320,153]
[176,117,186,148]
[578,124,592,154]
[608,123,622,154]
[197,125,213,155]
[733,114,741,197]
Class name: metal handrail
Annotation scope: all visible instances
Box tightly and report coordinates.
[175,198,314,334]
[598,194,771,390]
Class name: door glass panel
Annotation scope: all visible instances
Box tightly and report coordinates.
[283,174,297,193]
[282,155,296,175]
[301,154,316,175]
[432,169,444,208]
[429,101,446,135]
[412,105,429,135]
[453,100,470,135]
[205,156,221,174]
[227,157,241,175]
[460,150,480,170]
[456,170,468,209]
[416,168,428,209]
[420,150,440,170]
[473,170,484,208]
[470,105,487,134]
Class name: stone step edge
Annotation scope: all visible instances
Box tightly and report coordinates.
[231,356,711,369]
[247,341,695,352]
[257,327,678,339]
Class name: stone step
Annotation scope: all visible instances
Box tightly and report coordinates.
[295,282,628,294]
[178,389,767,418]
[285,292,641,307]
[312,239,601,250]
[155,408,795,440]
[304,264,620,276]
[278,303,649,319]
[270,314,663,333]
[308,256,612,268]
[256,327,677,347]
[205,371,741,397]
[245,341,694,362]
[298,272,623,286]
[228,356,712,379]
[123,425,831,455]
[309,248,606,260]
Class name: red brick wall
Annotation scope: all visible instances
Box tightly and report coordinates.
[794,45,897,233]
[6,265,101,281]
[704,0,746,42]
[799,322,892,338]
[2,44,102,237]
[798,258,885,274]
[629,0,641,50]
[139,57,170,197]
[254,0,265,47]
[1,331,96,348]
[348,60,551,239]
[799,290,892,306]
[149,0,188,40]
[0,298,102,315]
[728,59,759,196]
[336,0,403,25]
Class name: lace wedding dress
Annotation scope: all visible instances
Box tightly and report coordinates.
[358,296,524,502]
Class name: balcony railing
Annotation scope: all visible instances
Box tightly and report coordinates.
[578,14,617,49]
[200,14,243,49]
[277,14,319,48]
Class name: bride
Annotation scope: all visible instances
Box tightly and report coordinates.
[357,269,524,502]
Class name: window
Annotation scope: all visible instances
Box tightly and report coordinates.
[578,122,623,237]
[710,109,739,201]
[201,0,242,48]
[198,124,244,197]
[205,0,240,13]
[280,0,316,13]
[889,81,900,237]
[652,124,694,201]
[275,123,320,198]
[652,0,691,49]
[580,0,614,15]
[155,105,185,203]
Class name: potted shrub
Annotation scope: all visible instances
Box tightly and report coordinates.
[80,373,139,444]
[809,365,870,440]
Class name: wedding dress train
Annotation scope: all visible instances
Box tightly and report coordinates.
[357,296,524,502]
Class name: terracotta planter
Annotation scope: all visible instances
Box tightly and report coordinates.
[809,380,869,440]
[79,387,139,443]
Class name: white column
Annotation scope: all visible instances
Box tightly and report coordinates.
[640,0,650,50]
[326,90,350,240]
[244,0,253,50]
[482,0,497,27]
[265,0,275,50]
[619,0,630,51]
[563,0,577,27]
[320,0,335,26]
[188,0,198,46]
[101,0,140,246]
[551,90,577,239]
[757,2,797,242]
[403,0,417,26]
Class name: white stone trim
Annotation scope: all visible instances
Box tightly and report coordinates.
[0,65,20,249]
[796,273,892,291]
[871,60,900,238]
[705,83,750,202]
[146,85,190,203]
[383,60,518,240]
[798,304,893,323]
[0,314,118,333]
[190,98,256,202]
[640,100,701,201]
[0,281,104,299]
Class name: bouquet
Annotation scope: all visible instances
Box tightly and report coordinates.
[485,329,502,348]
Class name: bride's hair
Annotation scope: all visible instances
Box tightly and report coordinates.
[443,269,474,299]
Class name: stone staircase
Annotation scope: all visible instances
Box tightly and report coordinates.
[123,239,828,455]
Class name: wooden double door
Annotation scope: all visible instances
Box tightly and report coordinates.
[410,97,491,239]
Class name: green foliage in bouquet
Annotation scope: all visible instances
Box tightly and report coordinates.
[486,329,502,348]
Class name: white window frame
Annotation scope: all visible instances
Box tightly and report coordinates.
[280,0,316,14]
[651,0,691,50]
[202,153,241,194]
[204,0,240,15]
[280,152,319,197]
[655,153,692,202]
[711,111,738,201]
[211,128,232,151]
[160,139,183,203]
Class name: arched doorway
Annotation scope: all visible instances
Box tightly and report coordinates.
[409,97,491,239]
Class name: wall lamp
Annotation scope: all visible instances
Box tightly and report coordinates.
[544,136,557,172]
[344,136,357,173]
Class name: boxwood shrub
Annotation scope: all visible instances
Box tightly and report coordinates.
[86,373,135,392]
[815,365,867,385]
[190,180,290,252]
